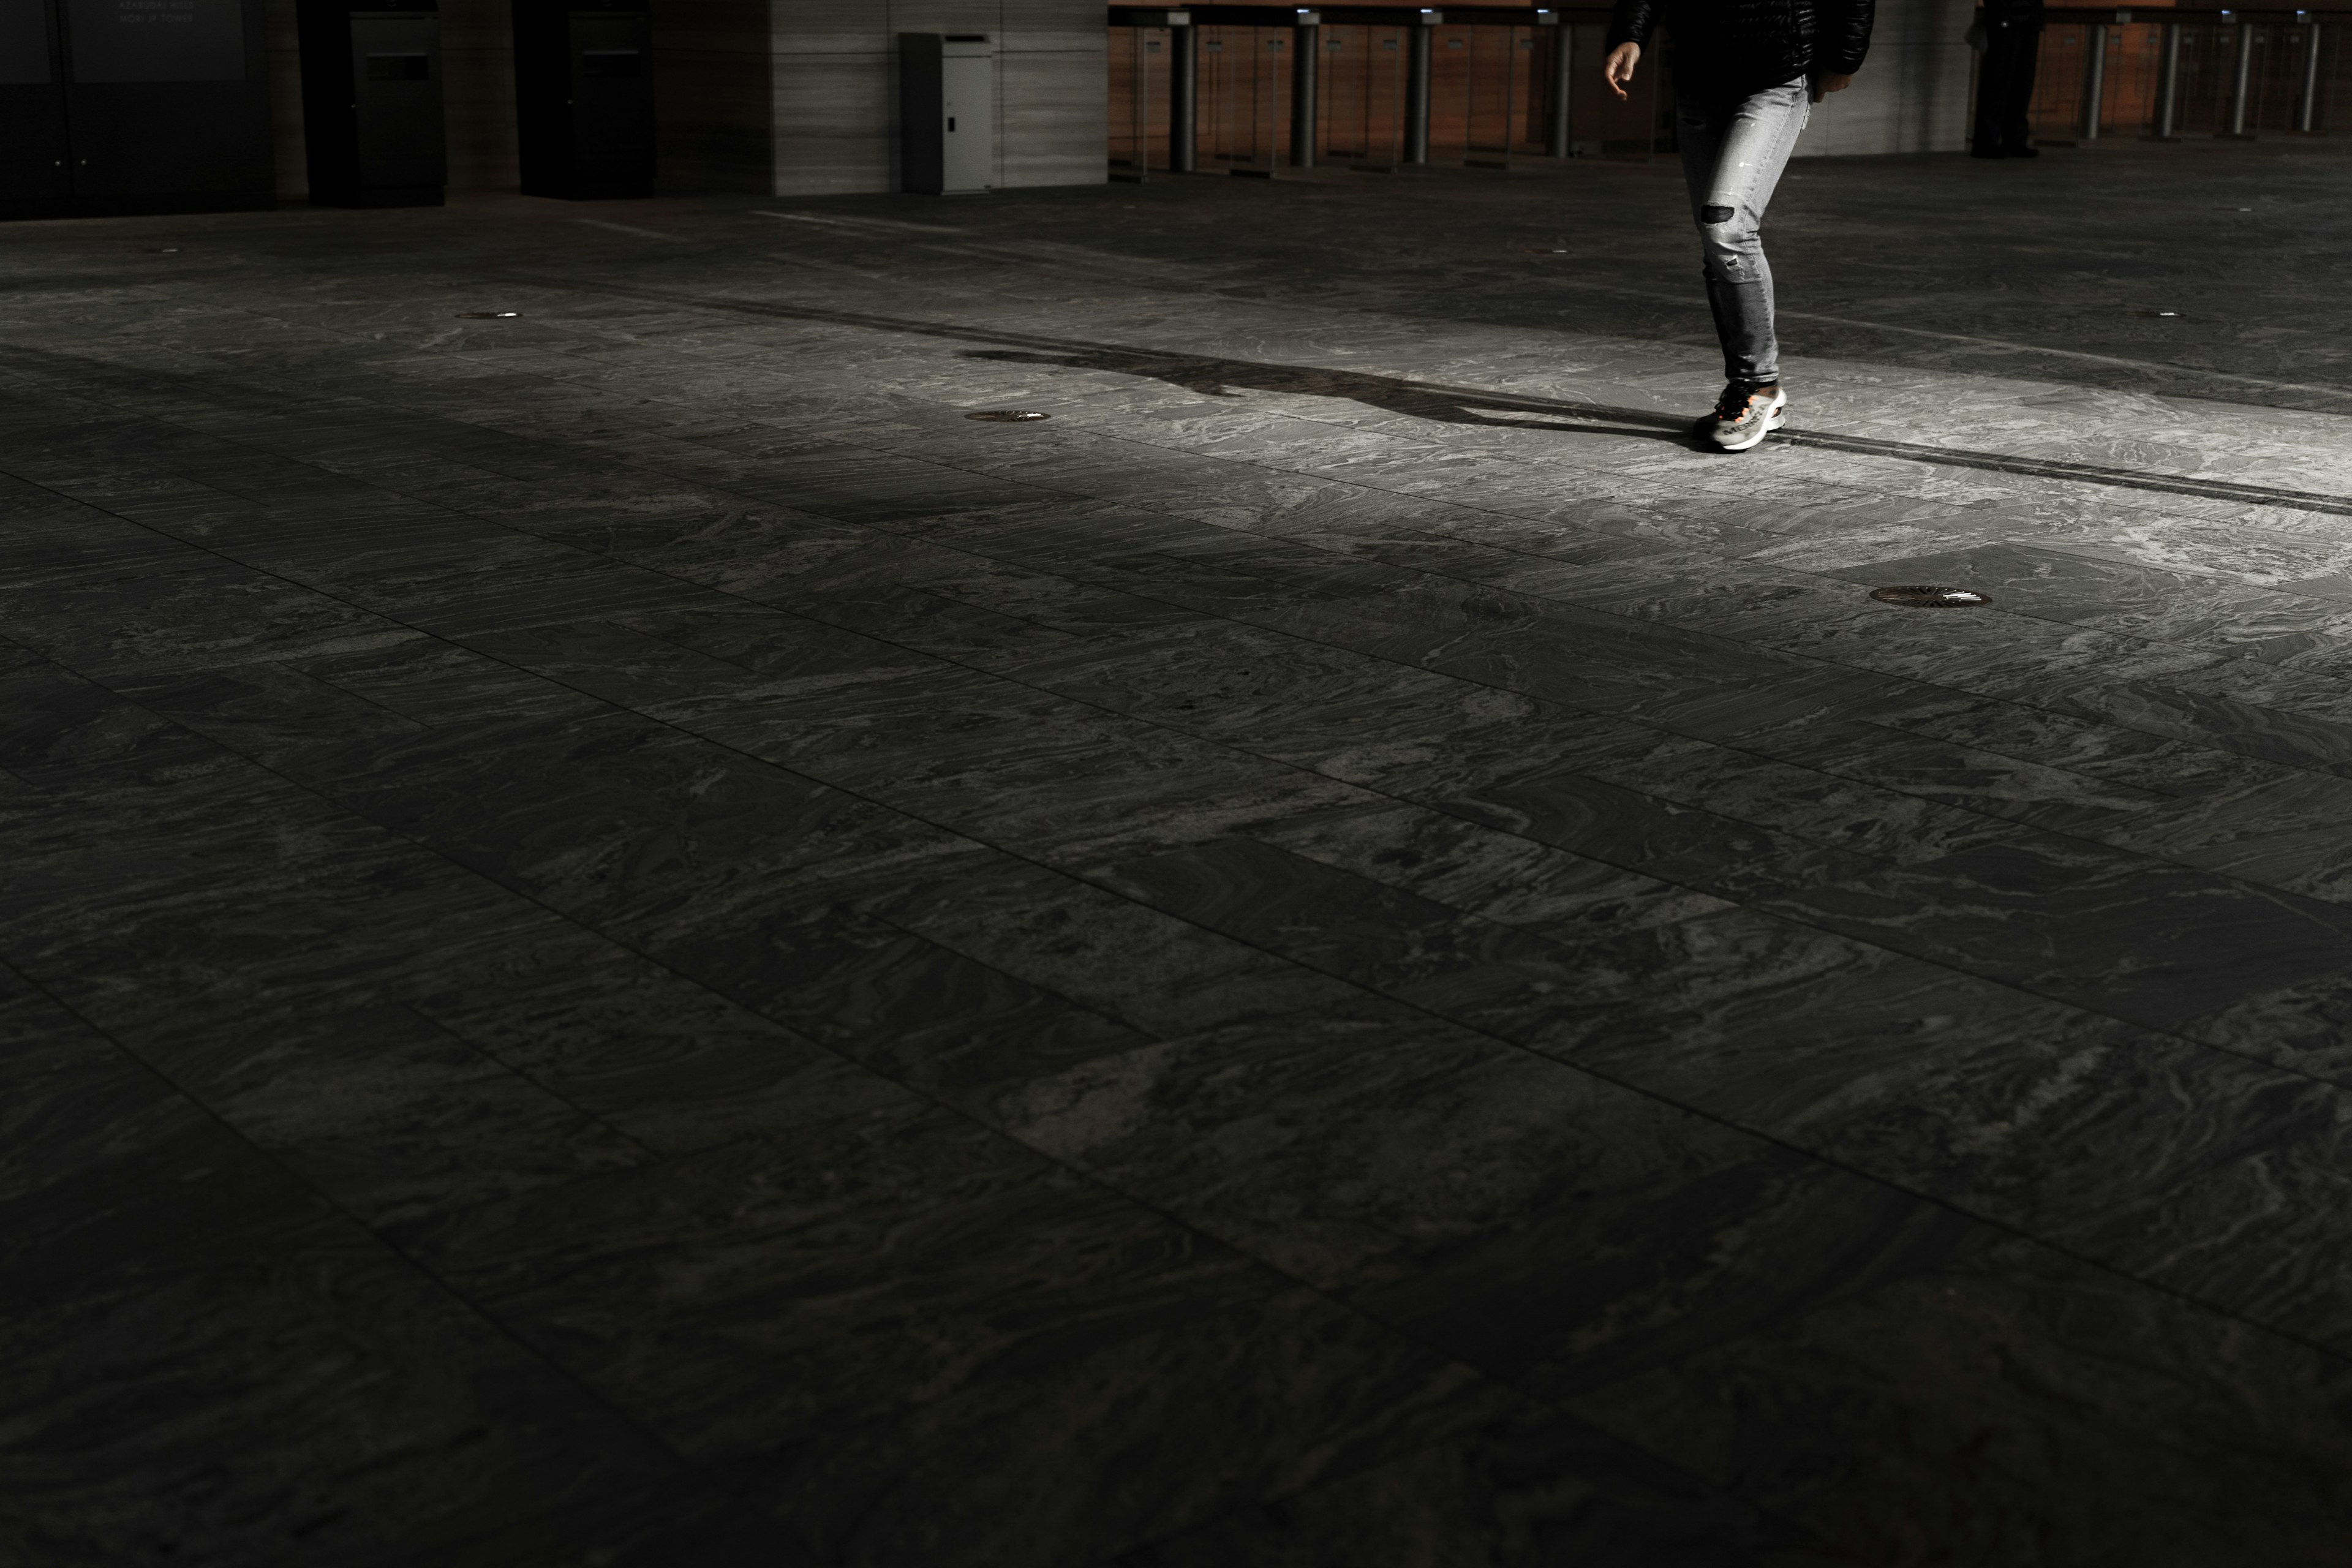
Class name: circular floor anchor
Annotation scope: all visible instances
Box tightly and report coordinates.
[458,311,519,319]
[967,410,1050,422]
[1871,585,1991,609]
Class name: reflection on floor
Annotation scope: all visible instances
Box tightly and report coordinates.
[7,139,2352,1564]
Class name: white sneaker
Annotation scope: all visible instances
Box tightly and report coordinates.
[1703,382,1787,451]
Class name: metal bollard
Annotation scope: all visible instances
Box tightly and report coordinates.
[1139,30,1153,178]
[1171,23,1196,170]
[2228,19,2255,136]
[1406,9,1439,163]
[2084,22,2108,139]
[1116,9,1194,173]
[2299,18,2324,132]
[1499,23,1520,168]
[2155,21,2182,138]
[1291,11,1320,166]
[1542,11,1572,158]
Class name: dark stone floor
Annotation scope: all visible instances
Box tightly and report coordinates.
[8,138,2352,1566]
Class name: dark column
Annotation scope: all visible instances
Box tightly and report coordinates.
[1291,12,1319,166]
[2297,19,2323,132]
[1114,6,1193,174]
[2226,18,2254,136]
[2155,20,2182,138]
[1172,19,1196,170]
[1406,9,1438,163]
[2082,20,2106,139]
[1542,11,1571,157]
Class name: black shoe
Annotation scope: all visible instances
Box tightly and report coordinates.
[1970,146,2005,159]
[2004,144,2040,157]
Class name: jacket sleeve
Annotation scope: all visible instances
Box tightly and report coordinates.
[1606,0,1660,51]
[1819,0,1876,74]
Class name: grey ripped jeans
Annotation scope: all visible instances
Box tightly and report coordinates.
[1675,78,1810,385]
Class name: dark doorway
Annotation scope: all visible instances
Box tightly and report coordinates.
[515,2,655,200]
[298,1,447,208]
[0,0,272,221]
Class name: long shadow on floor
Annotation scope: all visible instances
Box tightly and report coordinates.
[956,347,1699,443]
[499,272,1703,443]
[495,278,2352,514]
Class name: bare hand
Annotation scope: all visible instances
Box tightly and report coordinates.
[1604,42,1640,101]
[1811,71,1855,102]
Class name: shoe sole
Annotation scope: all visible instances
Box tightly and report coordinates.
[1711,408,1786,453]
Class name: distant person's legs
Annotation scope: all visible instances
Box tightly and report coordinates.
[1676,78,1811,451]
[2002,26,2043,153]
[1973,23,2042,156]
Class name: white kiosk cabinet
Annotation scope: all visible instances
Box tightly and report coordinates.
[899,33,992,195]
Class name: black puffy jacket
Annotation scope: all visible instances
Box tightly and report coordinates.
[1607,0,1877,101]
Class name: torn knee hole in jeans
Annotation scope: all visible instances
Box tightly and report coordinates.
[1702,205,1736,223]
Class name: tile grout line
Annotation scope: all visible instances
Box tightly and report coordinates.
[0,943,784,1545]
[14,345,2350,990]
[0,469,1830,1561]
[14,440,2352,1432]
[12,373,2352,1108]
[12,204,2352,1544]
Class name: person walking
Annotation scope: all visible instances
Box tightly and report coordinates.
[1972,0,2046,157]
[1603,0,1875,451]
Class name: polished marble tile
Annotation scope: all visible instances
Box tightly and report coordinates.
[428,1101,1513,1566]
[0,1025,772,1566]
[1760,834,2352,1031]
[9,138,2352,1563]
[1119,1404,1827,1568]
